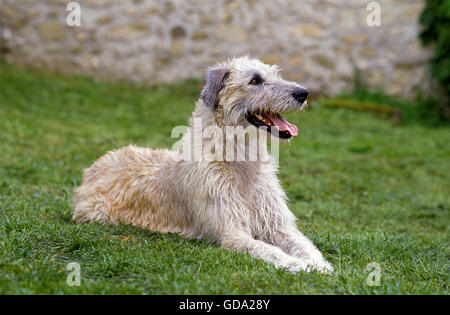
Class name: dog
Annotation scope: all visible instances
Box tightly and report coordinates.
[73,56,333,273]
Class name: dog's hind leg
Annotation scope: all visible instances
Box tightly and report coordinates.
[219,230,311,273]
[72,184,116,224]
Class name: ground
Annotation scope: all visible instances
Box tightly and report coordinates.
[0,62,448,294]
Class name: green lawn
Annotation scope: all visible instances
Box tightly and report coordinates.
[0,62,448,294]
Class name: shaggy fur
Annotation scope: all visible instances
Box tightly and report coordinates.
[73,57,333,273]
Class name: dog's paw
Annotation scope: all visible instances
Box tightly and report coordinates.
[306,252,333,274]
[307,259,334,274]
[283,259,310,273]
[279,257,333,274]
[299,249,334,274]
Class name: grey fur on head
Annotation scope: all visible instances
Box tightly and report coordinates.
[200,68,230,107]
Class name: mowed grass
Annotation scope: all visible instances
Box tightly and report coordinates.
[0,61,449,294]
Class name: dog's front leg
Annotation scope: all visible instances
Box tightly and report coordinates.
[273,228,333,273]
[219,230,311,273]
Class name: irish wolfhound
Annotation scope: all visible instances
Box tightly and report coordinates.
[73,56,333,273]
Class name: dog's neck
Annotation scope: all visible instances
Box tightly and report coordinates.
[178,101,274,166]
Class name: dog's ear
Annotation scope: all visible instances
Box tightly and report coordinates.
[201,68,230,108]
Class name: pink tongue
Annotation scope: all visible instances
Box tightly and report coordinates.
[266,114,298,136]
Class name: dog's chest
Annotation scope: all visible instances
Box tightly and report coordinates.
[229,163,287,215]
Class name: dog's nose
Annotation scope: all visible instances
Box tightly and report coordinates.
[292,87,308,103]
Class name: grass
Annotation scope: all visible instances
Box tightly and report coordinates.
[329,88,449,126]
[0,61,449,294]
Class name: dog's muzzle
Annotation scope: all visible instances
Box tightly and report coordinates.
[245,87,308,139]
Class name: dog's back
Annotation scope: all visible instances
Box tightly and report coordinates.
[73,144,190,234]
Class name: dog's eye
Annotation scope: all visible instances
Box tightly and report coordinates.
[249,76,263,85]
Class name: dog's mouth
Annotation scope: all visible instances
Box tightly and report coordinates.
[246,111,299,139]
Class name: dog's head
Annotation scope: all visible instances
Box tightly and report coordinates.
[200,56,308,139]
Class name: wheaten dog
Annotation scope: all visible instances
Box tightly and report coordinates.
[73,56,333,273]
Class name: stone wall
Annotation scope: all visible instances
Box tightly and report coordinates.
[0,0,436,98]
